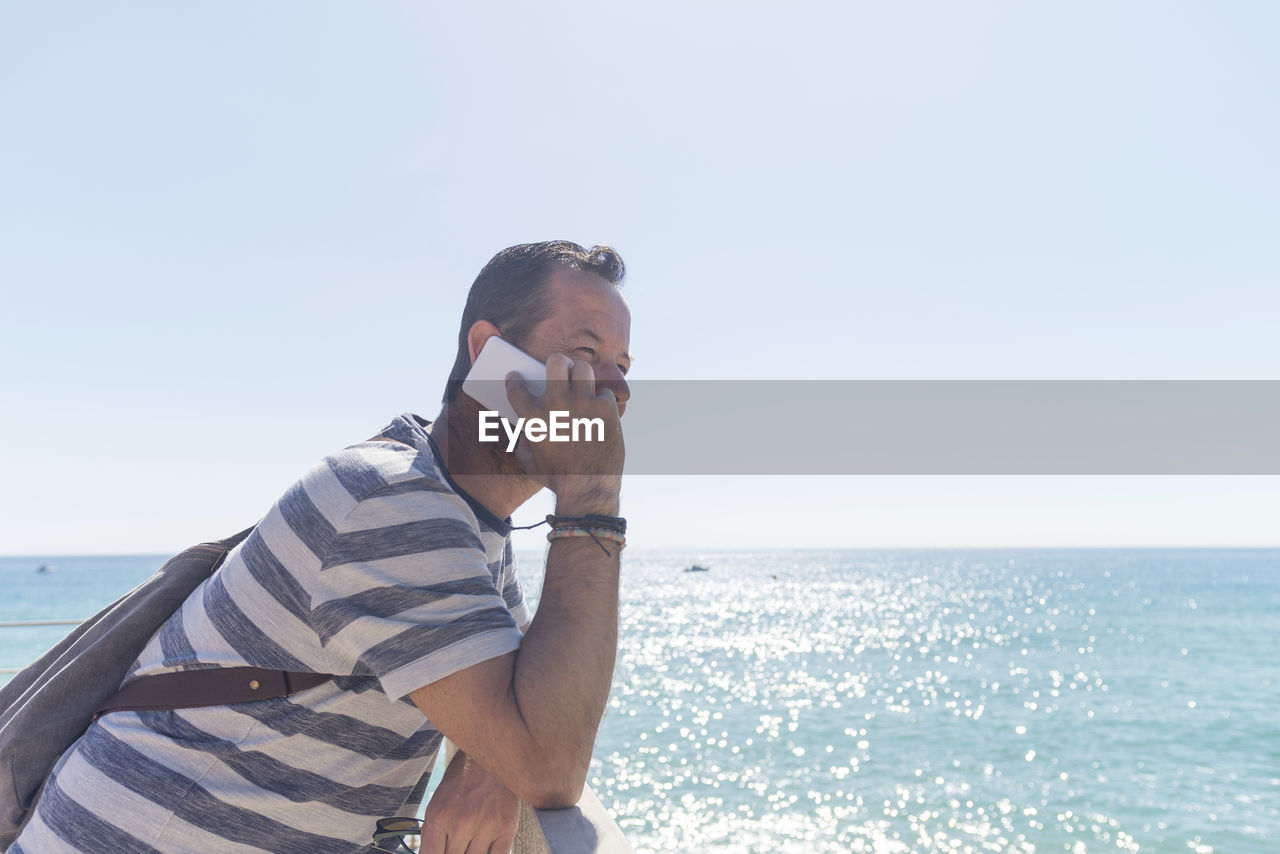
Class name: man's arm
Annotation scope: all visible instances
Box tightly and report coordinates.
[410,529,618,808]
[410,356,622,809]
[417,619,534,851]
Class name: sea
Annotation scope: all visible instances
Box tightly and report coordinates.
[2,549,1276,854]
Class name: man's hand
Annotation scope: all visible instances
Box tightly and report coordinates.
[505,353,624,513]
[419,749,520,854]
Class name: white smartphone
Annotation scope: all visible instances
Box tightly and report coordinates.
[461,336,546,422]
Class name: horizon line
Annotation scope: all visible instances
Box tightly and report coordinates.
[4,543,1280,559]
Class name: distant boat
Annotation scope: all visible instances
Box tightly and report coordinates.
[684,564,709,573]
[37,564,55,574]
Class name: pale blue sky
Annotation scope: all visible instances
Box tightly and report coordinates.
[2,2,1277,553]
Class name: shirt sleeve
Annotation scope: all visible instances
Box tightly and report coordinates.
[308,479,524,701]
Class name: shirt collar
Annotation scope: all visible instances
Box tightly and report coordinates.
[397,413,514,537]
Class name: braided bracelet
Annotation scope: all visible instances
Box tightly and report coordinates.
[546,526,626,557]
[545,513,627,535]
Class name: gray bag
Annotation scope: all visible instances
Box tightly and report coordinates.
[0,528,253,848]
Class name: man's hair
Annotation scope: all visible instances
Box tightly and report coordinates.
[442,240,626,404]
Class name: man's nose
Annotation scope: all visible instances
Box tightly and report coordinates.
[597,369,630,416]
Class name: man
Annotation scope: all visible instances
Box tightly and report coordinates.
[11,241,632,853]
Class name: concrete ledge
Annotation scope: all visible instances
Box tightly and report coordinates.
[514,784,635,854]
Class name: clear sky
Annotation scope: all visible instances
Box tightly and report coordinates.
[1,2,1277,554]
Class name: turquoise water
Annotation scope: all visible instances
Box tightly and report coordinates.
[3,549,1277,853]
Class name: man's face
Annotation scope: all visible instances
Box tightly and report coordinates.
[517,267,632,415]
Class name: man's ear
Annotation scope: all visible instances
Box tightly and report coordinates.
[466,320,503,365]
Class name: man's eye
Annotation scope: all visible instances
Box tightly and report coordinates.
[617,364,628,376]
[576,347,596,357]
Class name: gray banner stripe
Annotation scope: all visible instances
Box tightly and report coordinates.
[603,381,1280,474]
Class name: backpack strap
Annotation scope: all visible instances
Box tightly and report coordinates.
[94,668,331,718]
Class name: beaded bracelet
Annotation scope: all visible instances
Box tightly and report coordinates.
[546,526,627,557]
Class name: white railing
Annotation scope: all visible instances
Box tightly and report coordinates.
[513,788,635,854]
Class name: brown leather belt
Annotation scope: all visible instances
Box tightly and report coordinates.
[93,668,332,718]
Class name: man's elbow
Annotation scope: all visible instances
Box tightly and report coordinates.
[513,752,588,810]
[522,774,585,810]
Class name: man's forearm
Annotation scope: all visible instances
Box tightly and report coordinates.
[509,530,620,798]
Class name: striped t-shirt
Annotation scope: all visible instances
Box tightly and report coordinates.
[12,414,531,853]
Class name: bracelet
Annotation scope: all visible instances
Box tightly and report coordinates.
[547,526,626,557]
[546,513,627,535]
